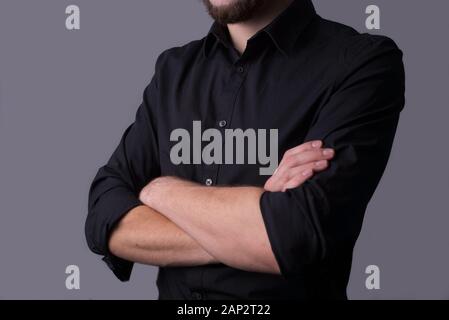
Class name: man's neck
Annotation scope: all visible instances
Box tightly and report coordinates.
[227,0,294,54]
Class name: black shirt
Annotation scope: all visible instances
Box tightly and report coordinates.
[86,0,405,300]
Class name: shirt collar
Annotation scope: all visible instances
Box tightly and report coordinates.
[203,0,317,58]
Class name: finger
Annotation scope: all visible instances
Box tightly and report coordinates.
[312,160,329,172]
[282,168,313,192]
[264,171,289,192]
[278,148,334,175]
[284,161,325,180]
[296,149,335,166]
[281,160,329,191]
[266,146,333,191]
[265,159,329,192]
[282,140,323,158]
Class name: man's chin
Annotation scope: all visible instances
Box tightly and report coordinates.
[203,0,267,25]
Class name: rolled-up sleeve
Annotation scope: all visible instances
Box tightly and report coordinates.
[85,73,161,281]
[260,36,405,278]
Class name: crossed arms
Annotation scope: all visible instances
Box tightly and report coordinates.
[108,142,335,275]
[86,38,405,280]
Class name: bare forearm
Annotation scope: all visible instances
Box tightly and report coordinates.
[109,205,217,267]
[140,178,280,274]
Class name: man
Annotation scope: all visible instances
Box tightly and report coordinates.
[86,0,405,299]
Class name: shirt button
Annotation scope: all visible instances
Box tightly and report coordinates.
[218,120,227,128]
[191,292,203,300]
[237,66,245,73]
[205,178,213,186]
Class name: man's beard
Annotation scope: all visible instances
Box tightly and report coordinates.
[202,0,269,24]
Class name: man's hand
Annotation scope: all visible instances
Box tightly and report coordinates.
[264,140,335,192]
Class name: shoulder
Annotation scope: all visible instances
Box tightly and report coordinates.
[313,16,402,64]
[310,17,404,85]
[340,33,403,70]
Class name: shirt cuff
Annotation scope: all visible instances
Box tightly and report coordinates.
[259,188,322,278]
[102,254,134,282]
[87,186,144,281]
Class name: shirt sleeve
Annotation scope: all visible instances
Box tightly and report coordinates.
[85,73,161,282]
[259,35,406,278]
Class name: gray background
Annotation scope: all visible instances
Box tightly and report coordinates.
[0,0,448,299]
